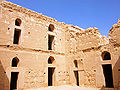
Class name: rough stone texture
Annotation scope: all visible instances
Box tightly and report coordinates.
[0,1,120,90]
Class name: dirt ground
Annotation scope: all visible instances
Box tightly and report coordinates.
[25,85,100,90]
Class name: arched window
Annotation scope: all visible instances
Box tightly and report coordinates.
[12,57,19,67]
[102,51,111,60]
[15,18,22,26]
[48,56,55,64]
[74,60,78,68]
[48,24,54,32]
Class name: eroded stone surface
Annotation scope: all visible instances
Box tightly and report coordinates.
[0,1,120,90]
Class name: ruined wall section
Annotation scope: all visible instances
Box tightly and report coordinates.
[65,25,109,87]
[65,26,108,54]
[79,28,108,51]
[109,19,120,46]
[105,19,120,88]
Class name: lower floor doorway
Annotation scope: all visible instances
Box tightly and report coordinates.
[102,64,114,88]
[10,72,19,90]
[48,67,55,86]
[74,71,79,86]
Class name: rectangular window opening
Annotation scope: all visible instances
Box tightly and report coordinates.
[13,29,21,44]
[48,35,54,50]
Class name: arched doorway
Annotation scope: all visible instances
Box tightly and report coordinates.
[48,56,55,86]
[10,57,19,90]
[101,51,114,88]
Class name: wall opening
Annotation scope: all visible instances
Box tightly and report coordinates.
[48,35,54,50]
[48,24,54,32]
[13,29,21,44]
[12,57,19,67]
[102,51,111,60]
[118,69,120,88]
[102,64,114,88]
[74,71,79,86]
[15,18,21,26]
[10,72,19,90]
[48,67,55,86]
[74,60,78,68]
[48,56,55,64]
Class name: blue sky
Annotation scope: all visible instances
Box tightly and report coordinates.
[6,0,120,36]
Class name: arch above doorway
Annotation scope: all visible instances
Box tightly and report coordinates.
[48,56,55,64]
[102,51,111,60]
[12,57,19,67]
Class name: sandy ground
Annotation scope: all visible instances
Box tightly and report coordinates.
[25,85,100,90]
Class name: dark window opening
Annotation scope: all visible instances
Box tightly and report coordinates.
[48,35,54,50]
[12,57,19,67]
[15,18,21,26]
[74,71,79,86]
[10,72,19,90]
[48,56,55,64]
[48,58,52,64]
[102,51,111,60]
[74,60,78,68]
[102,64,114,88]
[48,24,54,32]
[13,29,21,44]
[48,68,55,86]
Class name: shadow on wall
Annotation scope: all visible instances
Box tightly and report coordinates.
[0,60,9,90]
[113,56,120,89]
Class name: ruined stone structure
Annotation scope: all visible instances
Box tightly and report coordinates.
[0,1,120,90]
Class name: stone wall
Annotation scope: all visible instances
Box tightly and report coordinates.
[65,26,108,88]
[0,0,120,90]
[65,19,120,89]
[0,1,67,90]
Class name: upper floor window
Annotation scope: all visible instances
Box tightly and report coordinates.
[48,24,54,32]
[48,35,54,50]
[13,29,21,44]
[15,18,22,26]
[102,51,111,60]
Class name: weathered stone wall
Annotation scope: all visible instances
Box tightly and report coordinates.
[109,19,120,45]
[0,0,120,90]
[100,44,120,88]
[106,19,120,88]
[65,20,120,89]
[65,26,109,88]
[66,26,108,53]
[0,49,66,89]
[0,1,66,53]
[0,1,67,90]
